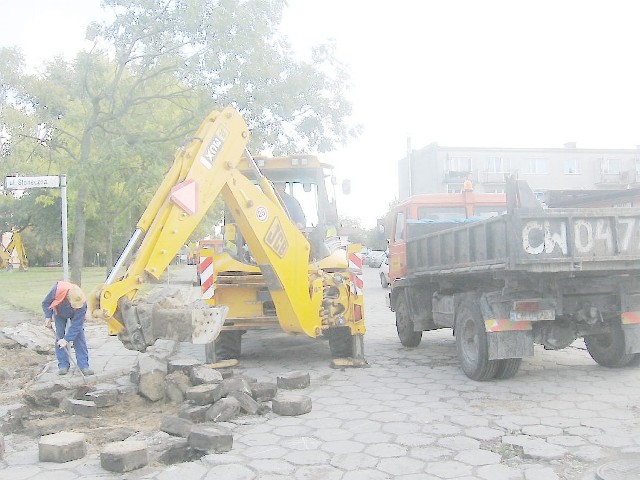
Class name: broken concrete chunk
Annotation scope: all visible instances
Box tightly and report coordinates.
[167,357,202,376]
[190,365,224,385]
[165,371,191,403]
[138,370,167,402]
[272,394,312,416]
[178,404,210,423]
[0,403,29,433]
[276,371,310,390]
[0,323,54,353]
[188,424,233,453]
[221,377,252,397]
[158,438,202,465]
[186,383,224,406]
[160,415,193,438]
[228,391,260,415]
[64,399,98,418]
[100,440,148,473]
[205,397,241,422]
[39,431,86,463]
[85,388,119,408]
[250,382,278,402]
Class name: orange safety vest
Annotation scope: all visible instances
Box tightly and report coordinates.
[50,281,85,314]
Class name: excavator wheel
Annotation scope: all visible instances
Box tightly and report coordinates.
[214,331,243,360]
[327,327,353,358]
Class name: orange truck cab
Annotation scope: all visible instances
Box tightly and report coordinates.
[388,190,506,284]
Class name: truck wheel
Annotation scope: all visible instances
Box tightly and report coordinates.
[455,299,499,381]
[395,296,422,347]
[214,331,242,360]
[493,358,522,379]
[585,325,637,368]
[327,327,353,358]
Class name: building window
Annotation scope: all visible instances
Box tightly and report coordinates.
[447,184,463,193]
[524,158,549,174]
[486,157,510,173]
[563,159,581,174]
[447,156,472,172]
[601,158,622,174]
[484,186,505,194]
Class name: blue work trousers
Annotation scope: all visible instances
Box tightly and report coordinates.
[54,317,89,369]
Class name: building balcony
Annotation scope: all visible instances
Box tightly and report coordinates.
[596,170,637,185]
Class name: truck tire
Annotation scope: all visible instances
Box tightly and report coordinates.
[455,299,499,381]
[585,325,638,368]
[493,358,522,379]
[395,296,422,348]
[327,327,353,358]
[214,331,242,360]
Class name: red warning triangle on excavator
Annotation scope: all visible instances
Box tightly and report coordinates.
[170,179,199,215]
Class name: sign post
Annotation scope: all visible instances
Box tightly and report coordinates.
[4,175,69,281]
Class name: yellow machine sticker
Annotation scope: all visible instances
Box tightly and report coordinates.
[265,217,288,258]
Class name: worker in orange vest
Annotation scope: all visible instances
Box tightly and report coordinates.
[42,281,94,376]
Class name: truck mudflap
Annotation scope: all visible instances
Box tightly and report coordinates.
[485,319,534,360]
[487,330,534,360]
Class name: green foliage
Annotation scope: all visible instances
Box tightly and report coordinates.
[0,0,356,284]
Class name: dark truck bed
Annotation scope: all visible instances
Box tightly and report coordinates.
[406,207,640,275]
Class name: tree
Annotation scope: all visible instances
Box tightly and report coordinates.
[0,0,357,285]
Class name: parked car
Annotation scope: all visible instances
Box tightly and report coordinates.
[367,250,386,268]
[380,255,390,288]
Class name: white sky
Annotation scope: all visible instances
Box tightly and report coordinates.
[2,0,640,227]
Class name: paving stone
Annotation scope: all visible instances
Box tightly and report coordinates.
[157,438,203,465]
[186,383,224,405]
[522,441,566,460]
[84,388,119,408]
[188,424,233,452]
[206,397,241,422]
[0,433,4,459]
[251,382,278,402]
[63,398,98,417]
[454,449,502,466]
[167,357,202,376]
[276,371,310,390]
[138,369,167,402]
[221,377,253,396]
[100,440,148,472]
[190,365,224,385]
[160,415,194,437]
[272,393,312,416]
[38,431,86,463]
[525,466,560,480]
[165,371,192,403]
[228,391,261,414]
[178,404,210,423]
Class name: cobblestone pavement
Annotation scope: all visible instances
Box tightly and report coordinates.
[2,266,640,479]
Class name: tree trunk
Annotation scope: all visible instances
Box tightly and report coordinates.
[70,182,87,285]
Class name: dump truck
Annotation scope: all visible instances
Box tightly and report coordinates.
[89,106,366,367]
[388,178,640,380]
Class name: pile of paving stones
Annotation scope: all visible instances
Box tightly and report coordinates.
[1,343,314,473]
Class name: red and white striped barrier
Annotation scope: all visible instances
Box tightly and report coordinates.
[349,252,363,295]
[199,255,214,299]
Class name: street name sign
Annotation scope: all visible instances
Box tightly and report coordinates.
[4,175,61,189]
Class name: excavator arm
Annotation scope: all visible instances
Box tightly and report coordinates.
[90,106,343,351]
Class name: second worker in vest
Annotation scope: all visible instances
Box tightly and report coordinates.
[42,281,94,376]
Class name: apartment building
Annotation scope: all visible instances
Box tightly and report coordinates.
[398,142,640,201]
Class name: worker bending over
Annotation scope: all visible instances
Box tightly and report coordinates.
[42,281,94,376]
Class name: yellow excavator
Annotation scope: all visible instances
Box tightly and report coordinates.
[89,106,366,367]
[1,229,28,271]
